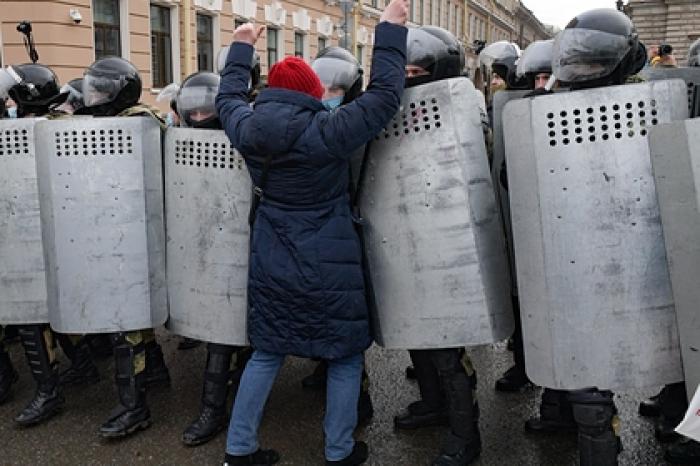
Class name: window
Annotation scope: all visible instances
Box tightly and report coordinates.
[235,18,248,29]
[197,14,214,72]
[318,36,327,53]
[419,0,424,23]
[151,4,172,88]
[356,45,364,68]
[437,0,442,27]
[294,32,304,58]
[267,28,279,67]
[94,0,121,59]
[409,0,415,23]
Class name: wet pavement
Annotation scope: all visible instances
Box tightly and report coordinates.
[0,332,674,465]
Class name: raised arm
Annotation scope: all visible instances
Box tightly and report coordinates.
[320,1,409,158]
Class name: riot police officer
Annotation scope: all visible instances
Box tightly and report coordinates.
[522,9,648,466]
[171,70,257,446]
[490,40,555,394]
[81,56,171,438]
[393,26,481,466]
[300,45,374,426]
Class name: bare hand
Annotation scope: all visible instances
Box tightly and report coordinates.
[233,23,265,46]
[380,0,409,26]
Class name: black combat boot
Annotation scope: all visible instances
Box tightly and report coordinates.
[57,334,100,386]
[301,359,328,389]
[99,338,151,438]
[655,382,687,443]
[525,388,577,433]
[0,348,19,404]
[86,333,114,360]
[144,339,171,389]
[395,349,448,430]
[665,439,700,464]
[431,349,482,466]
[570,390,621,466]
[638,391,661,418]
[15,325,65,426]
[224,449,280,466]
[183,344,235,446]
[325,441,368,466]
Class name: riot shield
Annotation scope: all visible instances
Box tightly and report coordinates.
[491,90,529,294]
[504,79,687,390]
[650,118,700,402]
[164,128,250,346]
[359,77,513,349]
[35,117,166,333]
[641,67,700,117]
[0,118,48,324]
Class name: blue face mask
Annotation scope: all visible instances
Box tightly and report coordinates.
[7,107,17,119]
[322,96,343,111]
[165,112,176,127]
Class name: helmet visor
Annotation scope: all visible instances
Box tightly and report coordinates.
[479,41,520,69]
[83,73,127,107]
[406,28,446,72]
[176,86,218,124]
[516,40,554,77]
[553,28,632,83]
[156,82,180,102]
[311,57,359,91]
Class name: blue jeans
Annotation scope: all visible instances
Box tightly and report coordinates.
[226,350,364,461]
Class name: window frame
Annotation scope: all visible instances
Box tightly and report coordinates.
[294,31,305,58]
[93,0,122,60]
[267,27,279,69]
[150,2,180,90]
[196,12,215,72]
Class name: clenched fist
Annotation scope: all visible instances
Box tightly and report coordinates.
[380,0,409,26]
[233,22,265,46]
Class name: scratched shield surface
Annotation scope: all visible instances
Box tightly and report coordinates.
[164,128,250,346]
[504,80,687,390]
[360,77,513,349]
[0,118,48,324]
[35,117,166,333]
[650,118,700,402]
[640,67,700,116]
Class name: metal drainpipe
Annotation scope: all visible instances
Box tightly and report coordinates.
[183,0,193,77]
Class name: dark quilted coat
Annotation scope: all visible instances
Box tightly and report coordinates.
[216,22,407,359]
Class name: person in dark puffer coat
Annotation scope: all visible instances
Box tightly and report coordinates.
[216,2,408,465]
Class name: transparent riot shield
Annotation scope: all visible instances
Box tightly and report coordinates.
[35,117,166,333]
[0,118,48,324]
[164,128,250,346]
[650,118,700,402]
[641,67,700,117]
[504,79,687,390]
[359,77,513,349]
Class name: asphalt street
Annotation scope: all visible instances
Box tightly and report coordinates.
[0,331,675,465]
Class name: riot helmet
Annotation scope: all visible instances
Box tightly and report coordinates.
[216,46,262,92]
[83,56,142,116]
[312,46,363,106]
[405,26,465,87]
[58,78,85,114]
[688,39,700,67]
[552,8,647,89]
[2,64,66,117]
[478,41,526,90]
[176,72,221,129]
[516,39,554,89]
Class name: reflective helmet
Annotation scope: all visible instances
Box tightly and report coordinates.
[59,78,85,114]
[553,8,646,89]
[688,39,700,67]
[83,56,142,116]
[312,46,363,104]
[516,39,554,87]
[478,41,525,89]
[406,26,465,87]
[3,64,66,117]
[176,72,221,129]
[216,46,262,91]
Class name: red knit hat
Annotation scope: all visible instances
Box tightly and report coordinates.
[268,56,324,100]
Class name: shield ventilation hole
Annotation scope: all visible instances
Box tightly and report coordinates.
[173,138,244,170]
[0,128,30,157]
[54,128,133,157]
[546,99,659,147]
[375,97,441,140]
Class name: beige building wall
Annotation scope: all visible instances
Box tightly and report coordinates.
[0,0,549,112]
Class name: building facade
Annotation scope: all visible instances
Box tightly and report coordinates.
[0,0,549,110]
[625,0,700,66]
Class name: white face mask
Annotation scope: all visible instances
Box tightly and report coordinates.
[7,106,17,119]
